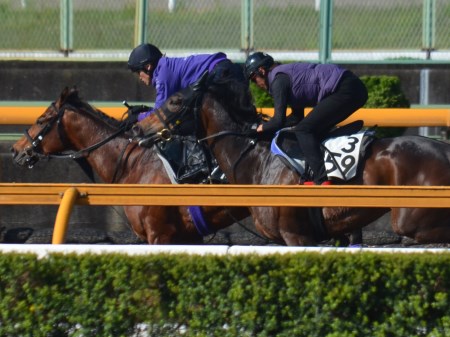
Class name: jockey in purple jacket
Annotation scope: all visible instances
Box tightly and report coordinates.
[244,52,368,185]
[127,43,245,121]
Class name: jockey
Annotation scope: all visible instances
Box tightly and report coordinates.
[127,43,246,121]
[244,52,368,185]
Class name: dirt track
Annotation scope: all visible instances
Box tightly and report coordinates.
[2,218,449,249]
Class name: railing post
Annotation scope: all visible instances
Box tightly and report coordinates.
[319,0,333,64]
[135,0,149,46]
[60,0,73,56]
[52,187,79,244]
[241,0,253,57]
[422,0,436,60]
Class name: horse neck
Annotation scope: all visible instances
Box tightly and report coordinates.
[201,101,288,185]
[61,109,135,183]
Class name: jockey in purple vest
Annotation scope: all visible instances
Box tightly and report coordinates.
[244,52,368,185]
[127,43,246,121]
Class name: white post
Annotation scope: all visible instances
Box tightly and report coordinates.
[315,0,320,11]
[419,69,430,137]
[168,0,176,12]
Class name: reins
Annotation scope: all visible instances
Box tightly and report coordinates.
[197,129,258,182]
[46,127,127,160]
[24,102,133,184]
[197,130,252,142]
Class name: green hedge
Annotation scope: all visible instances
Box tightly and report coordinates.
[250,75,410,138]
[0,252,449,336]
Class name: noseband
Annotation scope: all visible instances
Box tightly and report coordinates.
[18,102,68,167]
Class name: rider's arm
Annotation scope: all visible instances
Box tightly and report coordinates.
[138,76,174,121]
[259,73,291,133]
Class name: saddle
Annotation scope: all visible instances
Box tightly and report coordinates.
[143,71,227,184]
[271,120,376,182]
[155,134,226,184]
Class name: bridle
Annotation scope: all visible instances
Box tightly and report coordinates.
[23,103,61,155]
[21,102,129,167]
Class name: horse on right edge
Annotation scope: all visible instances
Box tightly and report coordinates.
[135,77,450,246]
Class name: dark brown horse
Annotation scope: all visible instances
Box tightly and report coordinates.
[11,87,248,244]
[135,78,450,245]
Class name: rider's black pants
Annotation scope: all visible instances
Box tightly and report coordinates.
[293,71,368,183]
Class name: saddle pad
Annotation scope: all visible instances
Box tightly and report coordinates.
[323,131,366,180]
[272,130,370,181]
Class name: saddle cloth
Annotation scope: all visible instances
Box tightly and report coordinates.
[271,129,375,181]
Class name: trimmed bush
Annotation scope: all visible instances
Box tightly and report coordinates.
[0,252,449,336]
[361,76,409,108]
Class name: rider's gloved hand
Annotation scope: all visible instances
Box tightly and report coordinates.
[121,105,151,129]
[128,105,150,115]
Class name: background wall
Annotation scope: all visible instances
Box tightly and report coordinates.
[1,61,450,104]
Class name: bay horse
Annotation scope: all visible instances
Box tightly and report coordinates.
[135,77,450,245]
[11,87,249,244]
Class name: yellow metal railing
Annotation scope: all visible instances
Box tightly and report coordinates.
[0,106,449,127]
[0,183,449,244]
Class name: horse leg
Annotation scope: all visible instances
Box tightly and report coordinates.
[125,206,179,244]
[250,207,317,246]
[278,208,317,246]
[323,207,389,243]
[391,208,450,243]
[349,230,363,246]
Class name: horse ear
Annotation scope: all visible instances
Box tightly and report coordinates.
[69,86,78,95]
[61,86,70,97]
[66,86,80,102]
[57,87,70,106]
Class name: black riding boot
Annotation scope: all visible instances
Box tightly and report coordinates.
[294,130,328,184]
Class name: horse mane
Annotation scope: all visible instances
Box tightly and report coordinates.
[205,78,262,127]
[61,87,122,129]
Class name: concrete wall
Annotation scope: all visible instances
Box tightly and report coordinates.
[0,61,154,103]
[1,60,450,104]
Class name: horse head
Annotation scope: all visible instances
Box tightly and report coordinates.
[133,87,203,144]
[130,93,188,146]
[11,86,122,168]
[11,87,77,167]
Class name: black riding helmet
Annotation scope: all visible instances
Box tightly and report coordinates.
[244,52,274,79]
[127,43,163,73]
